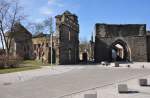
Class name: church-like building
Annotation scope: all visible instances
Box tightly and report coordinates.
[6,11,80,65]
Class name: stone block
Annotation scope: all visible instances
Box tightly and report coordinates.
[139,79,147,86]
[118,84,128,93]
[115,62,119,67]
[84,94,97,98]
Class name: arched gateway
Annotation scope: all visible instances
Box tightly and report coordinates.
[110,39,131,62]
[94,23,149,62]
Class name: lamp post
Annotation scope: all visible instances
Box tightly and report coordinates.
[49,17,53,66]
[50,31,53,66]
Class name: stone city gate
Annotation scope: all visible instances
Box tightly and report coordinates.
[94,23,150,62]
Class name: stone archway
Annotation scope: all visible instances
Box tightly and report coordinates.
[110,39,131,62]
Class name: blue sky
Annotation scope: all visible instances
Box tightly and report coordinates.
[1,0,150,47]
[19,0,150,41]
[18,0,150,41]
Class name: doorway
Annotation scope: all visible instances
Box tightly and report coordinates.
[110,39,131,62]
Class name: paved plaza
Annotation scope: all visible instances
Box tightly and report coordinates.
[0,63,150,98]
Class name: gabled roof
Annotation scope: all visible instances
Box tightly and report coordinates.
[5,22,32,37]
[32,32,50,38]
[63,10,72,15]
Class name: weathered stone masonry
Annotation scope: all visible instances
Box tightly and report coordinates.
[55,11,79,64]
[94,23,150,62]
[6,23,32,59]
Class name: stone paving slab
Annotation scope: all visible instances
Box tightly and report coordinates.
[99,75,150,98]
[61,76,150,98]
[62,67,150,98]
[0,63,150,98]
[0,65,84,85]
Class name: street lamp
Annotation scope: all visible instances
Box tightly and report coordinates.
[49,17,53,66]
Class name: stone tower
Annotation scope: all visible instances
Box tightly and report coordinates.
[55,11,79,64]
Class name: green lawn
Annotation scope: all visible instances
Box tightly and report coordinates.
[0,66,41,74]
[22,60,55,66]
[22,60,43,66]
[0,60,42,74]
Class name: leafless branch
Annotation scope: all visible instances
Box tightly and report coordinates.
[0,0,25,55]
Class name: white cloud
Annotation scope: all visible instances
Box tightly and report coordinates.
[40,6,53,16]
[39,0,64,16]
[18,0,80,24]
[19,0,34,7]
[34,18,44,23]
[48,0,64,7]
[48,0,56,5]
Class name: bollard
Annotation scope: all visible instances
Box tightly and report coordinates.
[84,94,97,98]
[118,84,128,93]
[139,79,147,86]
[115,62,119,67]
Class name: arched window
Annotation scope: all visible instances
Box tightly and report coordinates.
[69,29,71,41]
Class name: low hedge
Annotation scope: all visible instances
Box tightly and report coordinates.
[0,55,23,69]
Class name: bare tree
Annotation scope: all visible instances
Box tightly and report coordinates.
[0,0,25,55]
[26,21,47,35]
[43,17,54,33]
[0,30,4,50]
[35,17,54,34]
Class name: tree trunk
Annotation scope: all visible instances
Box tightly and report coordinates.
[0,32,4,50]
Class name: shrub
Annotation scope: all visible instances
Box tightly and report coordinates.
[0,55,6,68]
[0,55,23,69]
